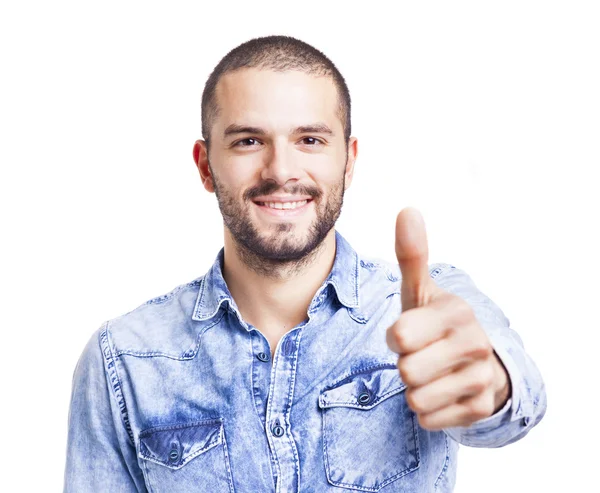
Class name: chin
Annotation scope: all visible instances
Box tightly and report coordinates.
[257,232,316,260]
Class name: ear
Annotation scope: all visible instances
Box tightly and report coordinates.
[344,136,358,191]
[193,140,215,193]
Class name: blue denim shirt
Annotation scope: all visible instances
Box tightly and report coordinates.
[64,230,546,492]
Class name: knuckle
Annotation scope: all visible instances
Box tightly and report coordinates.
[481,364,495,387]
[468,339,493,359]
[468,378,487,395]
[398,359,416,386]
[468,363,494,393]
[393,315,416,353]
[469,396,494,419]
[453,298,473,322]
[394,327,412,353]
[417,413,431,429]
[405,389,424,413]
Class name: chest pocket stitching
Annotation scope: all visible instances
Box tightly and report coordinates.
[318,364,407,410]
[138,418,224,470]
[319,386,406,410]
[318,366,420,491]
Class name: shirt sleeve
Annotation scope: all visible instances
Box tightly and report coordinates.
[63,324,147,492]
[430,263,547,448]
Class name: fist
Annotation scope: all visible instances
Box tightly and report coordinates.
[386,207,511,430]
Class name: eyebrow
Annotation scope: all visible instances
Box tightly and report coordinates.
[223,123,335,138]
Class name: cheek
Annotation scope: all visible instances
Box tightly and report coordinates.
[231,164,264,189]
[213,167,253,195]
[307,155,346,182]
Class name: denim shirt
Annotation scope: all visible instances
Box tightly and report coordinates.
[63,230,546,492]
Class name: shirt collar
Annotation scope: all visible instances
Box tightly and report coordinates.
[192,229,360,322]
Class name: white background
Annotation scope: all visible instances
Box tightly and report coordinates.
[1,1,598,491]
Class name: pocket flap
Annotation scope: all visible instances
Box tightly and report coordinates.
[139,418,223,470]
[318,365,406,411]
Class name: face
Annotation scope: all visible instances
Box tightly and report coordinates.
[194,68,357,263]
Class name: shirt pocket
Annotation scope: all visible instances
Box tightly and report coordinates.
[138,418,234,493]
[318,365,420,491]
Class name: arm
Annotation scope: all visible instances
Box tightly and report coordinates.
[437,265,547,448]
[63,325,147,492]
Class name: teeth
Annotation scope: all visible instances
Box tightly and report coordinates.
[262,200,308,210]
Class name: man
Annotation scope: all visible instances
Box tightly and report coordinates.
[64,35,546,492]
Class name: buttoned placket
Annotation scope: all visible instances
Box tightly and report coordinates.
[263,328,301,493]
[261,284,330,493]
[220,277,332,493]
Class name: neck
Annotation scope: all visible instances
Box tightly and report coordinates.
[222,229,337,333]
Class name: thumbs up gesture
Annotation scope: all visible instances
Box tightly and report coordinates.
[386,207,511,430]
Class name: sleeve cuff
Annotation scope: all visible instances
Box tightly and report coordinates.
[444,332,523,436]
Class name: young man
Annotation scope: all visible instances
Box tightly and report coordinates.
[64,35,546,492]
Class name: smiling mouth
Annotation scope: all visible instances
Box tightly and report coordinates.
[253,199,313,210]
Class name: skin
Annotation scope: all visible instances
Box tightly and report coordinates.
[193,68,357,355]
[193,67,510,430]
[387,207,511,430]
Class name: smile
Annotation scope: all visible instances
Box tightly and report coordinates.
[256,200,309,210]
[253,199,313,217]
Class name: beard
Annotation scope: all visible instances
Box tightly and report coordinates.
[210,162,345,275]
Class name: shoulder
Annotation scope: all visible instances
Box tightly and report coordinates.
[357,251,456,289]
[100,276,209,359]
[354,251,457,317]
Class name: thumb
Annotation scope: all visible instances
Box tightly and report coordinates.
[395,207,434,311]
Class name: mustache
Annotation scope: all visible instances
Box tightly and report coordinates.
[243,182,322,201]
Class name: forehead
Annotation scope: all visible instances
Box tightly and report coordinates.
[213,68,341,134]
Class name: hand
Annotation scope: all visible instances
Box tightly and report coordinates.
[385,207,511,431]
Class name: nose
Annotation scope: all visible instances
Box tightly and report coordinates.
[260,139,302,186]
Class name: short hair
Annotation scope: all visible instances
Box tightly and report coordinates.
[201,35,351,154]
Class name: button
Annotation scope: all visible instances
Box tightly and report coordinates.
[257,351,270,362]
[358,391,371,405]
[169,448,179,462]
[272,424,285,437]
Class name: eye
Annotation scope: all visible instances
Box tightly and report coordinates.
[300,137,324,146]
[234,138,261,147]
